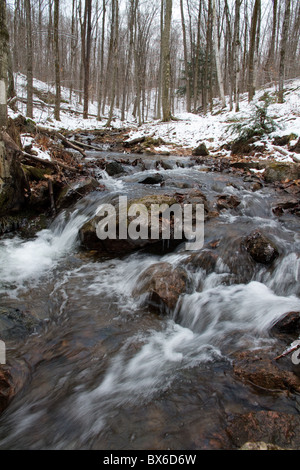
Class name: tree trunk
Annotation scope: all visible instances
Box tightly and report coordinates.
[180,0,191,113]
[278,0,291,103]
[264,0,278,83]
[83,0,92,119]
[233,0,241,112]
[24,0,33,118]
[248,0,260,102]
[0,0,8,128]
[106,0,119,127]
[54,0,60,120]
[212,0,226,107]
[97,0,106,120]
[161,0,172,122]
[193,0,202,113]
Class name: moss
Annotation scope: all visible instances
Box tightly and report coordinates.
[22,165,52,181]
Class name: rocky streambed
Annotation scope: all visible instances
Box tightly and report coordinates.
[0,133,300,450]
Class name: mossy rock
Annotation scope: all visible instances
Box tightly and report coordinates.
[264,162,300,183]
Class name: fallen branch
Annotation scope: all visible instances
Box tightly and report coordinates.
[21,151,77,172]
[35,126,86,158]
[274,342,300,361]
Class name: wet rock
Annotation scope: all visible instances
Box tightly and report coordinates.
[216,194,241,210]
[232,349,300,393]
[263,162,300,183]
[79,194,180,254]
[138,173,164,185]
[79,190,211,254]
[227,411,300,449]
[105,161,125,176]
[0,368,15,414]
[183,250,219,273]
[243,230,279,264]
[272,198,300,217]
[270,311,300,339]
[250,182,263,192]
[192,143,209,157]
[133,262,189,312]
[56,177,100,210]
[0,306,41,341]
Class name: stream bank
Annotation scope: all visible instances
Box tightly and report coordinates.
[0,125,300,450]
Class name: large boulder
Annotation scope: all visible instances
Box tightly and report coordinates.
[133,262,189,312]
[79,190,210,255]
[192,143,209,157]
[263,162,300,183]
[0,131,29,216]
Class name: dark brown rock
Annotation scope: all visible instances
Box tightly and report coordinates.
[227,411,300,449]
[232,349,300,393]
[216,194,241,210]
[0,367,15,414]
[133,262,189,312]
[56,177,100,210]
[270,311,300,339]
[243,230,279,264]
[192,143,209,157]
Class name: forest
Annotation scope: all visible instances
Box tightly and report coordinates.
[3,0,300,127]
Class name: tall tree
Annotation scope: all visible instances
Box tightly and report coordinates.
[106,0,119,127]
[0,0,8,127]
[264,0,278,83]
[232,0,241,112]
[212,0,226,107]
[180,0,191,113]
[97,0,106,120]
[278,0,291,103]
[248,0,261,102]
[24,0,33,118]
[83,0,92,119]
[54,0,60,120]
[161,0,172,122]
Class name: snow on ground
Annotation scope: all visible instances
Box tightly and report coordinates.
[20,134,52,161]
[8,73,300,163]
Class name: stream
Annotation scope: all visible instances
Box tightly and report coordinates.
[0,150,300,450]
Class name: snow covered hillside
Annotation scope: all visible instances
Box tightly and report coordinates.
[9,73,300,164]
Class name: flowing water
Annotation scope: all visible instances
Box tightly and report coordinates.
[0,151,300,450]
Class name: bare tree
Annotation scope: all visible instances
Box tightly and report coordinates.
[54,0,60,120]
[278,0,291,103]
[161,0,172,122]
[25,0,33,118]
[180,0,191,113]
[83,0,92,118]
[212,0,226,107]
[248,0,261,102]
[0,0,8,127]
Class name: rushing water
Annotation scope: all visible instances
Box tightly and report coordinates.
[0,152,300,450]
